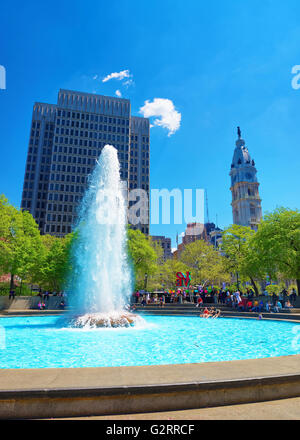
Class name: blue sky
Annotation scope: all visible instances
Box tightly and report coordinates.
[0,0,300,248]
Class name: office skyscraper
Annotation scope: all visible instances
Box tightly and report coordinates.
[21,89,150,236]
[151,236,172,261]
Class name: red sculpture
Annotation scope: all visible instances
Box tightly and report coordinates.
[176,272,191,287]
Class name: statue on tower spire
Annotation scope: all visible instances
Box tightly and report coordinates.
[237,126,241,139]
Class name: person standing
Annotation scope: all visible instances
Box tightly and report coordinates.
[196,296,203,308]
[236,291,242,306]
[9,289,15,300]
[291,288,297,306]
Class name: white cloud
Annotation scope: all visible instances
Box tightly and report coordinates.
[102,69,131,83]
[123,78,134,88]
[93,74,98,80]
[139,98,181,136]
[115,89,122,97]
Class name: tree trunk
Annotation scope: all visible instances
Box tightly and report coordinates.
[10,273,14,291]
[297,279,300,296]
[250,277,259,296]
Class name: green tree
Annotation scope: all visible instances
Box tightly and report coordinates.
[150,258,190,291]
[221,224,265,294]
[127,228,160,289]
[0,195,43,291]
[253,208,300,294]
[179,239,230,287]
[33,233,74,291]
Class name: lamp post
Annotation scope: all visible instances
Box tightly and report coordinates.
[144,273,148,290]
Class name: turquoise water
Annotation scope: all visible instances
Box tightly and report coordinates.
[0,315,300,369]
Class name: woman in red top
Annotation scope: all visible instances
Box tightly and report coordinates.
[246,301,253,311]
[200,307,210,318]
[196,296,203,308]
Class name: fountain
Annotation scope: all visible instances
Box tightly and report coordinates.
[67,144,140,328]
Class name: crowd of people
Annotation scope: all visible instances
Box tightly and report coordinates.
[36,290,67,299]
[133,285,298,315]
[36,290,67,310]
[222,288,297,313]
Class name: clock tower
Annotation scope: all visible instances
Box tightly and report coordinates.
[230,127,262,230]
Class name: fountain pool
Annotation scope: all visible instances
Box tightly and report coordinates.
[1,314,300,369]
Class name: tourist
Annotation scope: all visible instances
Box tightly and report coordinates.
[200,307,210,318]
[193,289,199,304]
[178,291,183,304]
[237,299,244,311]
[273,300,283,313]
[290,289,297,306]
[259,300,264,312]
[213,291,218,304]
[235,291,242,305]
[248,289,254,299]
[284,299,293,309]
[218,290,224,304]
[225,291,231,305]
[251,300,259,312]
[281,288,288,303]
[279,291,284,304]
[258,314,263,320]
[241,297,248,310]
[59,300,65,310]
[159,296,164,308]
[246,299,253,311]
[217,290,222,304]
[196,296,203,308]
[38,301,46,310]
[266,301,272,312]
[211,308,221,318]
[9,289,15,300]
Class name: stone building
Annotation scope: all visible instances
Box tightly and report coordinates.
[229,127,262,229]
[151,235,172,261]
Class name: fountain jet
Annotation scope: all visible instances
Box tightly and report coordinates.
[68,145,139,328]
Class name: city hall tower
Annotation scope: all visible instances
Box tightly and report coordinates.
[230,127,262,230]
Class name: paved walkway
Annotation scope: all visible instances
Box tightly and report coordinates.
[1,355,300,391]
[59,397,300,420]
